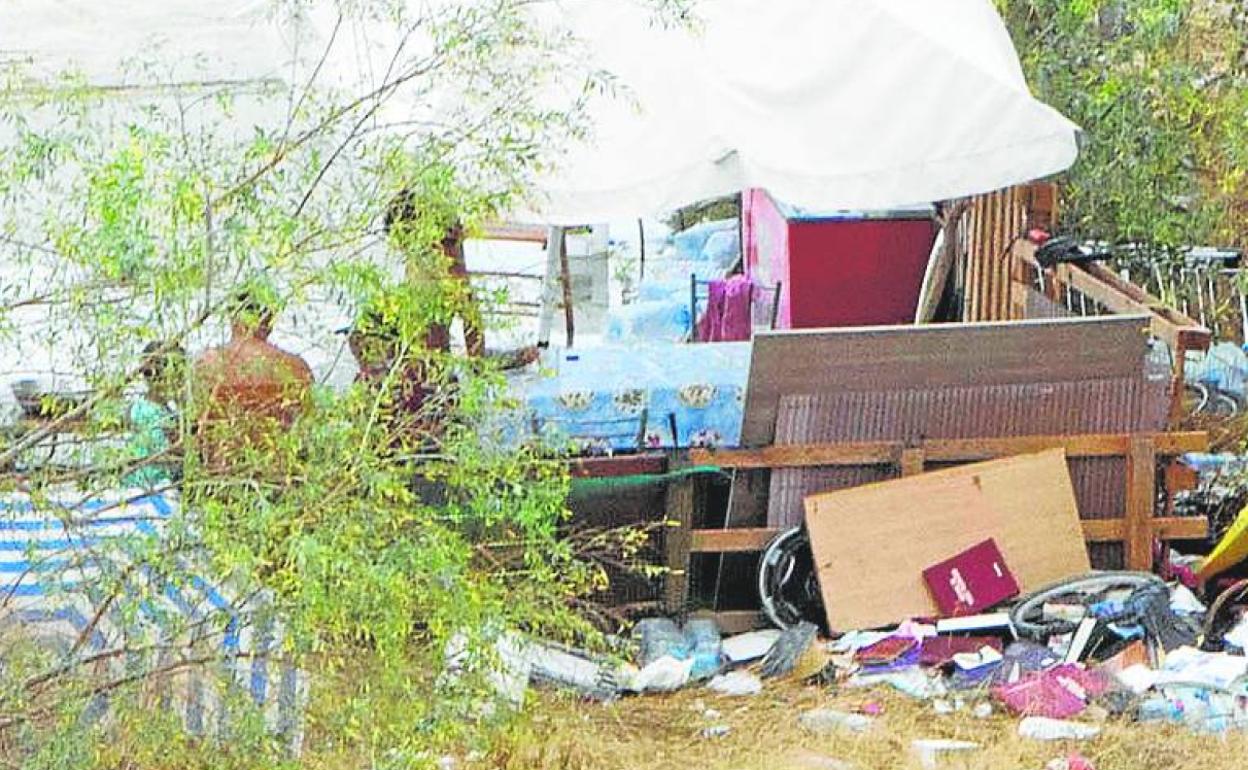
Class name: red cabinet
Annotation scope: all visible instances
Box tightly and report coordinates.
[743,188,937,329]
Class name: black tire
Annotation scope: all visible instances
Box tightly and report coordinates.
[758,527,823,631]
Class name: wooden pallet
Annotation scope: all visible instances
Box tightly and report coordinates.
[665,430,1209,631]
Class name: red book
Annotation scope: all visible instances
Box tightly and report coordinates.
[922,539,1019,617]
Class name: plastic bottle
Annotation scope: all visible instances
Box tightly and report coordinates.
[1017,717,1101,741]
[634,617,690,666]
[1145,338,1173,384]
[1136,696,1184,723]
[798,708,874,735]
[684,618,724,679]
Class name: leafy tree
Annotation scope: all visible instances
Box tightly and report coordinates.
[0,1,690,767]
[998,0,1248,269]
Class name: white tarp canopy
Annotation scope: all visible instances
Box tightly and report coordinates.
[513,0,1081,222]
[0,0,1079,222]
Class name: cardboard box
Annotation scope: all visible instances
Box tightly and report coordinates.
[803,450,1090,631]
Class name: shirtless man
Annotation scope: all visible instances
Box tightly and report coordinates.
[193,291,313,471]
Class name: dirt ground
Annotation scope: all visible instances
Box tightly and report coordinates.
[491,680,1248,770]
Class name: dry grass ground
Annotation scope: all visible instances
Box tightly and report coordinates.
[490,680,1248,770]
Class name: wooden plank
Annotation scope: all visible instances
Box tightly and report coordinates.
[1082,517,1206,543]
[1124,435,1157,570]
[695,610,764,635]
[1061,264,1210,353]
[691,442,901,469]
[804,449,1090,631]
[1155,516,1209,540]
[690,528,778,553]
[570,453,668,478]
[976,195,991,320]
[689,519,1207,553]
[1081,519,1124,541]
[925,432,1206,461]
[741,316,1152,445]
[478,222,548,243]
[693,432,1206,469]
[900,447,925,477]
[992,189,1007,320]
[664,476,695,613]
[1006,187,1024,319]
[987,192,999,320]
[966,200,982,320]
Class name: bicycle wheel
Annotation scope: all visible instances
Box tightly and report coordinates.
[1183,383,1210,415]
[1209,392,1240,418]
[1009,571,1166,640]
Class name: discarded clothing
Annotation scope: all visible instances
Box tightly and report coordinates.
[993,665,1109,719]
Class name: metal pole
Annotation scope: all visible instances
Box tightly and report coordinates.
[537,226,565,348]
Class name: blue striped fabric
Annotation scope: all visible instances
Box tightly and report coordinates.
[0,490,306,753]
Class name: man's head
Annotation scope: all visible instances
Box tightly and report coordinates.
[139,340,186,399]
[345,310,397,369]
[230,290,277,340]
[384,189,463,251]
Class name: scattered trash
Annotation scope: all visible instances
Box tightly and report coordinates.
[857,701,883,716]
[786,751,857,770]
[1061,617,1099,664]
[761,621,820,679]
[1018,716,1102,741]
[701,724,732,739]
[935,612,1014,635]
[685,618,725,679]
[1225,615,1248,651]
[636,617,689,666]
[1114,664,1158,695]
[722,629,781,663]
[798,708,874,735]
[1155,646,1248,690]
[911,739,980,768]
[994,664,1109,719]
[922,538,1019,617]
[1045,753,1095,770]
[972,701,994,719]
[952,645,1004,673]
[627,656,694,693]
[854,635,917,667]
[707,670,762,697]
[1096,640,1149,677]
[849,667,947,700]
[830,630,893,654]
[525,639,625,700]
[1170,584,1206,615]
[919,636,1003,668]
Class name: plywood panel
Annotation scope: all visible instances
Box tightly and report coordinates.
[804,450,1090,631]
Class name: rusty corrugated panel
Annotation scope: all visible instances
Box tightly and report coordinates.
[769,376,1169,533]
[743,317,1151,446]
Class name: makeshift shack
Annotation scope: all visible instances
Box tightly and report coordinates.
[666,185,1213,632]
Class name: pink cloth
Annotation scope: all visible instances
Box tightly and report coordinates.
[697,275,754,342]
[993,664,1110,719]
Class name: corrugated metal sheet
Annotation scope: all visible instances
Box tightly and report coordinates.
[769,375,1169,571]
